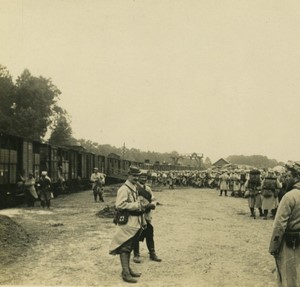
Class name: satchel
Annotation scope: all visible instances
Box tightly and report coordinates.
[113,209,129,225]
[285,232,300,249]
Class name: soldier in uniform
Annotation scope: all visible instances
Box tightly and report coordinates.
[133,172,161,263]
[261,170,282,220]
[39,171,52,208]
[90,167,105,202]
[269,161,300,287]
[21,172,38,207]
[219,171,229,196]
[109,166,145,284]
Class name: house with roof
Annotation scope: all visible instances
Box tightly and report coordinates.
[212,158,230,168]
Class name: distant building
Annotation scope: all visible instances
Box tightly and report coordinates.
[212,158,230,168]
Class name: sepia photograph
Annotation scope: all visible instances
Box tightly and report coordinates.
[1,0,300,286]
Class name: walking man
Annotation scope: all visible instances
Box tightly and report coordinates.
[90,168,105,202]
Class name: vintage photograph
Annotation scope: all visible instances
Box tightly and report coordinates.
[1,1,300,286]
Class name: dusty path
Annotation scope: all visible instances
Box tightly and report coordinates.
[0,187,277,287]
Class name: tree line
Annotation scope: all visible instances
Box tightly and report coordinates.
[0,64,283,169]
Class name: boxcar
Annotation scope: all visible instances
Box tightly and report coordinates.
[0,133,40,207]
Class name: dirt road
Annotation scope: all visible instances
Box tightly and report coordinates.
[0,186,277,287]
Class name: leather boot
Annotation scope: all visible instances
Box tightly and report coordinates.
[258,208,264,217]
[133,241,141,263]
[250,208,256,219]
[128,253,141,277]
[271,208,277,218]
[149,251,162,262]
[263,209,268,220]
[120,253,138,283]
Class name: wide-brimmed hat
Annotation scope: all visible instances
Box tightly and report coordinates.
[128,166,142,176]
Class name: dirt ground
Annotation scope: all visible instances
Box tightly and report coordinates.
[0,185,277,287]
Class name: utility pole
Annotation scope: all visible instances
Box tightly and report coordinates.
[122,143,126,160]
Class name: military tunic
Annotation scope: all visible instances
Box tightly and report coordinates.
[269,182,300,286]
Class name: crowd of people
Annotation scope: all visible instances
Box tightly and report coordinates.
[18,161,300,286]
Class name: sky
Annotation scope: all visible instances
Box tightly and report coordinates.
[1,0,300,163]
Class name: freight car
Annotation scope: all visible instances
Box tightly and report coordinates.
[0,132,194,208]
[0,133,124,208]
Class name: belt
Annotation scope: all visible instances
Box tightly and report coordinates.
[129,211,144,216]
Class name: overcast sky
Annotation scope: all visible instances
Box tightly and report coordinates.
[1,0,300,163]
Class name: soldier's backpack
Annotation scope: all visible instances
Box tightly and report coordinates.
[262,177,277,190]
[248,170,261,190]
[240,173,246,183]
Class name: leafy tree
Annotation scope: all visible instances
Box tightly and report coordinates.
[12,69,61,140]
[226,155,283,168]
[204,157,212,168]
[48,108,76,146]
[0,65,16,133]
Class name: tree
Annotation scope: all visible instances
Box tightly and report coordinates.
[0,65,16,134]
[48,109,76,146]
[204,157,212,168]
[12,69,61,140]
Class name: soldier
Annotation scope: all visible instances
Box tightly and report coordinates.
[39,171,52,208]
[109,166,145,284]
[22,172,38,207]
[90,168,105,202]
[219,171,229,196]
[244,169,262,218]
[269,161,300,286]
[261,170,282,220]
[133,172,161,264]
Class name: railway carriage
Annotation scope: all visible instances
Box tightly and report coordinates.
[0,132,196,208]
[0,133,40,207]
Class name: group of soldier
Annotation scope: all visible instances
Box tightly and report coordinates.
[217,168,286,220]
[20,171,52,208]
[142,164,300,287]
[20,161,300,286]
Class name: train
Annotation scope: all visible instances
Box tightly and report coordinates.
[0,132,195,208]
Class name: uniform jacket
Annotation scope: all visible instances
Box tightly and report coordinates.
[109,180,143,254]
[269,181,300,287]
[138,184,156,222]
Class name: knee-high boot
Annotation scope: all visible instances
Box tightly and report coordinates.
[128,252,141,277]
[271,208,277,218]
[263,209,268,220]
[120,253,138,283]
[258,208,264,217]
[133,241,141,263]
[146,238,162,262]
[219,190,223,196]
